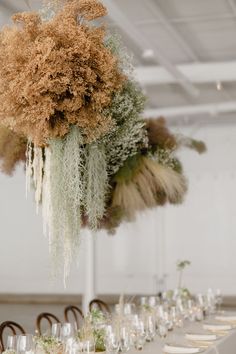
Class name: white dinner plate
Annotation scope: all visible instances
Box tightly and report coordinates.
[185,332,218,341]
[215,315,236,322]
[203,323,233,331]
[164,343,204,353]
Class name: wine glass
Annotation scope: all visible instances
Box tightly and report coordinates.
[83,339,95,354]
[16,334,35,354]
[144,315,155,342]
[129,315,145,350]
[51,323,62,339]
[105,332,119,354]
[207,288,216,314]
[163,311,173,331]
[132,333,145,350]
[196,293,207,319]
[215,289,223,313]
[158,321,168,345]
[149,296,159,308]
[5,335,17,352]
[61,323,74,343]
[65,337,80,354]
[140,297,148,306]
[119,327,130,353]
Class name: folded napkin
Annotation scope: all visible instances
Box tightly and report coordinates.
[185,333,217,341]
[203,323,232,331]
[215,315,236,322]
[164,344,201,353]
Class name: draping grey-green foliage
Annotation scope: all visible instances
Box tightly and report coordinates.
[43,127,84,279]
[41,126,109,279]
[84,142,108,229]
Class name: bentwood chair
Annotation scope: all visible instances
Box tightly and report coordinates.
[0,321,25,353]
[64,305,84,329]
[89,299,110,314]
[36,312,61,335]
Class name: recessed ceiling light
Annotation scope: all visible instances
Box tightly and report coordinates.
[142,49,154,59]
[216,81,222,91]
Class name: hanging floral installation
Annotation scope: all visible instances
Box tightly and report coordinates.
[0,0,206,279]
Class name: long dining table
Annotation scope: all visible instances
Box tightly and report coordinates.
[130,319,236,354]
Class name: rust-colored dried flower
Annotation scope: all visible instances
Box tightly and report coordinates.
[0,0,124,146]
[146,117,177,150]
[0,125,27,175]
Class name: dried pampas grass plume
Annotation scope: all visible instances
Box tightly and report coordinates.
[112,181,147,219]
[146,117,177,150]
[0,125,27,175]
[142,158,187,204]
[112,157,187,218]
[177,136,207,154]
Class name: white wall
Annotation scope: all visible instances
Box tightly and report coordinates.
[0,121,236,296]
[162,121,236,295]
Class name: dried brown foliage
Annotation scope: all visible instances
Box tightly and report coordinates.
[0,125,27,175]
[0,0,124,146]
[112,157,187,218]
[146,117,177,150]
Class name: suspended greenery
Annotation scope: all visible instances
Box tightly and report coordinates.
[84,142,108,229]
[0,0,206,279]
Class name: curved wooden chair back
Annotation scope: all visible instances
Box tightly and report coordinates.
[0,321,25,352]
[89,299,110,314]
[36,312,61,335]
[64,305,84,329]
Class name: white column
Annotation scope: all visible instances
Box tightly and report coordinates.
[156,208,167,293]
[83,230,96,315]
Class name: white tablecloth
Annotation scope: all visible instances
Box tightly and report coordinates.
[131,321,236,354]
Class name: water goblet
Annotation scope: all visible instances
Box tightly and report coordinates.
[105,332,119,354]
[83,339,95,354]
[16,334,35,354]
[51,323,62,340]
[5,335,17,353]
[119,327,130,353]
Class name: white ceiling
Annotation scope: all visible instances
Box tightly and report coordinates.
[1,0,236,123]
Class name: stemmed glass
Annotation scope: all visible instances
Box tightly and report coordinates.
[130,316,145,350]
[144,315,155,342]
[163,311,173,331]
[4,335,17,353]
[51,323,62,339]
[215,289,223,313]
[65,337,80,354]
[105,332,119,354]
[61,323,75,343]
[207,288,216,314]
[158,320,168,345]
[83,339,95,354]
[16,334,35,354]
[119,327,130,353]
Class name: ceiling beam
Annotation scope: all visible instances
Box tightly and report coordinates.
[144,101,236,118]
[102,0,199,98]
[145,0,198,62]
[227,0,236,14]
[136,13,235,25]
[135,61,236,85]
[0,0,20,13]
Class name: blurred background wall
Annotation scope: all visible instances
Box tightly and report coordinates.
[1,121,236,297]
